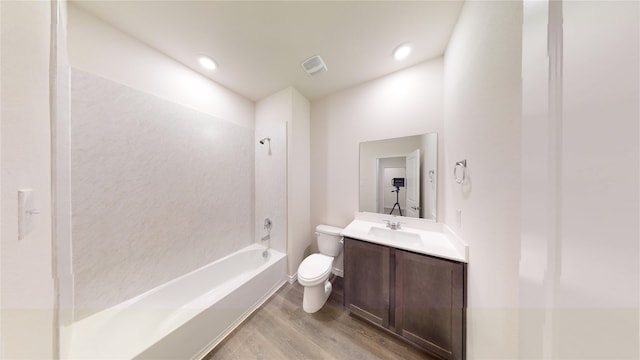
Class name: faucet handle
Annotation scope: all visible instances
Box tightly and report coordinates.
[383,220,391,228]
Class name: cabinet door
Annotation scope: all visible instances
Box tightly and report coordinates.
[344,238,391,328]
[395,250,466,360]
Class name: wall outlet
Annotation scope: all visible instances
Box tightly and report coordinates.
[456,209,462,228]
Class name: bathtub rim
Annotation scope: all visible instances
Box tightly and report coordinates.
[61,244,286,360]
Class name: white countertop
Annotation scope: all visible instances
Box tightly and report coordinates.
[340,212,468,263]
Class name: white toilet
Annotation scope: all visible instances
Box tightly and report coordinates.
[297,224,343,313]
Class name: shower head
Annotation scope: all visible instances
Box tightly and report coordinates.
[259,137,271,145]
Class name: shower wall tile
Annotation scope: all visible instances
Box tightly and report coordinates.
[70,69,254,320]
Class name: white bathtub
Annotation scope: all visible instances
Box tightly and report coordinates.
[61,244,286,359]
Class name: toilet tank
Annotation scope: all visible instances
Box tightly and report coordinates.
[316,224,344,257]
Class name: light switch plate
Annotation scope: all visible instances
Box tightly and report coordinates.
[18,189,37,240]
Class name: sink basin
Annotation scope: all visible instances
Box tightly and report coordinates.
[368,227,422,244]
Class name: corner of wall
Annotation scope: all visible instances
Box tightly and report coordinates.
[443,1,522,358]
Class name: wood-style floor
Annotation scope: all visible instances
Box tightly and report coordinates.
[204,276,436,360]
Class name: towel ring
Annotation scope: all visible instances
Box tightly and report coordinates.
[454,160,467,184]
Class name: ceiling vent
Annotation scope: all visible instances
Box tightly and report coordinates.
[301,55,328,76]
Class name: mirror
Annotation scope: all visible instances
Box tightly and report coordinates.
[359,133,437,221]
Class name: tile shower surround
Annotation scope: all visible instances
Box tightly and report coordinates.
[70,69,254,320]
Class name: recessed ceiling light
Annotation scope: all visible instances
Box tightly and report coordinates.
[198,56,217,71]
[393,44,412,61]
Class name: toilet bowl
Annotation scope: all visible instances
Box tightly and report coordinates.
[297,224,343,313]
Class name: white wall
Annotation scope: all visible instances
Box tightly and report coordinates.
[0,1,55,358]
[255,89,289,259]
[519,1,553,356]
[255,87,311,278]
[520,1,639,358]
[443,1,522,358]
[311,58,444,230]
[288,89,311,277]
[450,1,640,358]
[54,0,74,331]
[67,4,254,129]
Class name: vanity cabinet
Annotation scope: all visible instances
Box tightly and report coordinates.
[343,238,391,327]
[344,237,466,360]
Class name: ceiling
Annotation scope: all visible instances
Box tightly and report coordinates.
[73,1,464,102]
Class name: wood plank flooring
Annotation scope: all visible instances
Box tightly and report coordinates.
[204,276,436,360]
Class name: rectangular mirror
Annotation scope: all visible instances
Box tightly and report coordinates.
[359,133,437,221]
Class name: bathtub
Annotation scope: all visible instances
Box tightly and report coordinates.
[61,244,286,359]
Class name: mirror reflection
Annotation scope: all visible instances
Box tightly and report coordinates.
[359,133,437,221]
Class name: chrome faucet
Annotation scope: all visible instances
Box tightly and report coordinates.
[383,220,402,230]
[262,218,272,258]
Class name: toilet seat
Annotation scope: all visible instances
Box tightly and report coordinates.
[298,254,333,286]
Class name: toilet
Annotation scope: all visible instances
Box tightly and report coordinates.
[297,224,343,313]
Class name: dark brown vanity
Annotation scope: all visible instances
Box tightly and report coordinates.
[344,237,466,360]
